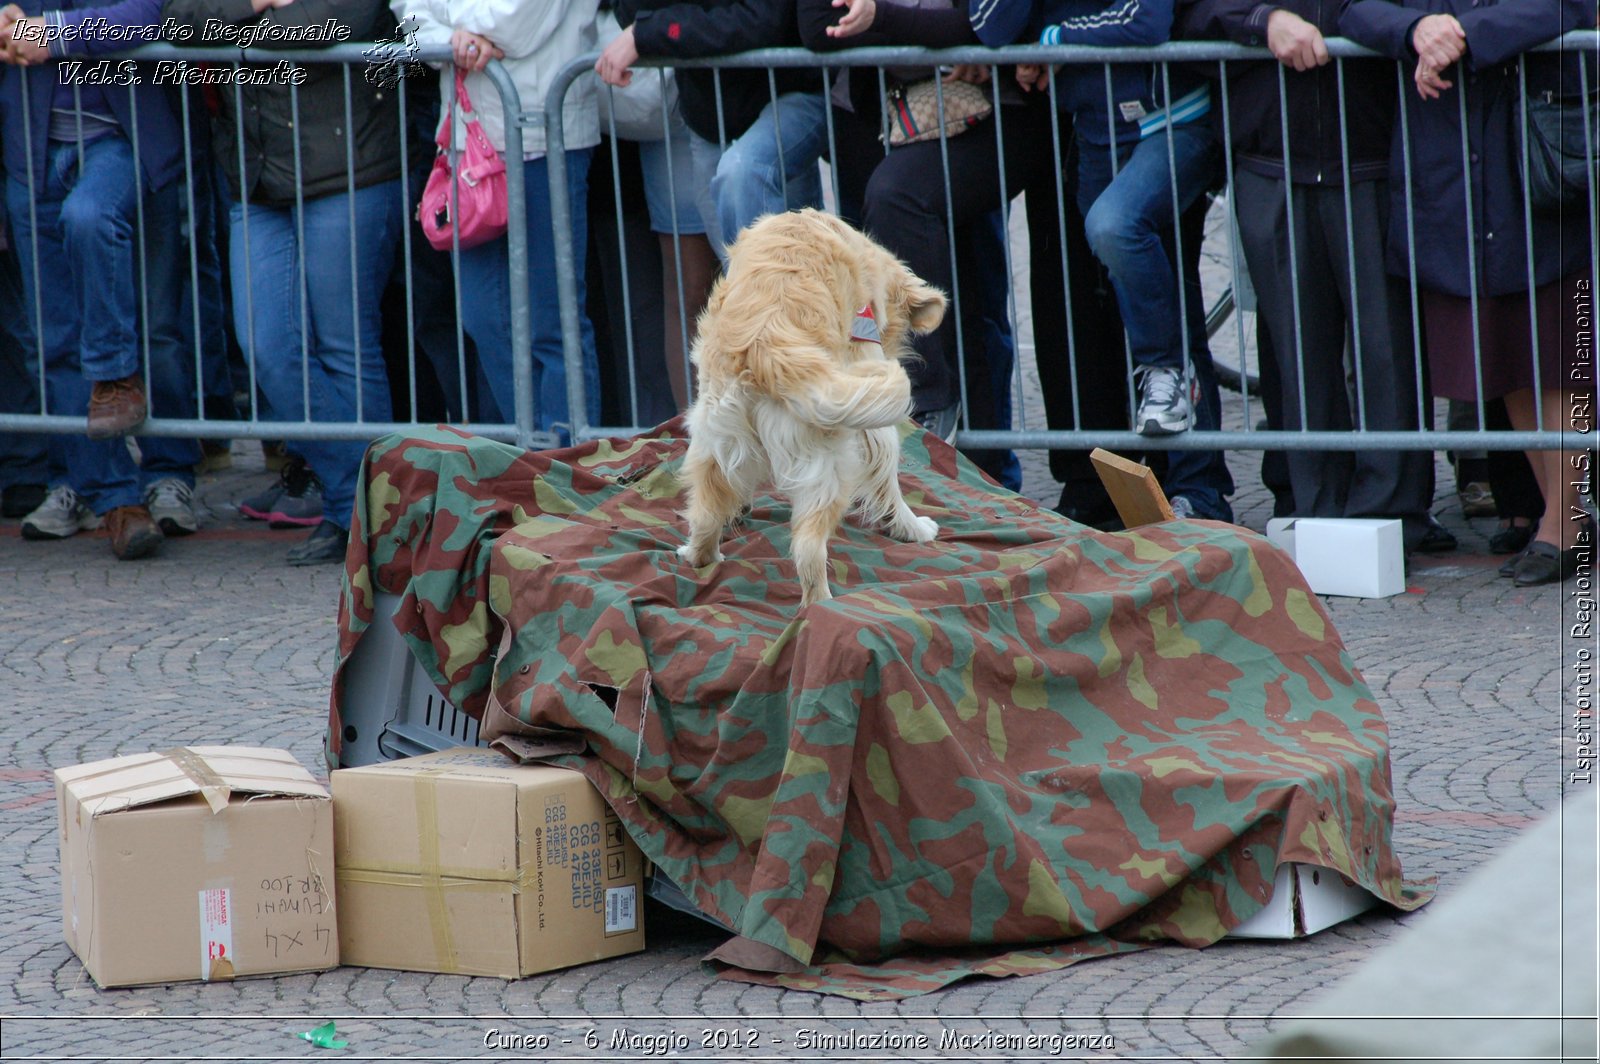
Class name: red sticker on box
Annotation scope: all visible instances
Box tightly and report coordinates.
[199,888,233,980]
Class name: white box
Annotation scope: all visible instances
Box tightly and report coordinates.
[1228,862,1380,939]
[1291,518,1404,599]
[1264,517,1297,558]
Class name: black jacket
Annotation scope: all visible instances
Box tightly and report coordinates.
[1177,0,1395,184]
[1341,0,1593,296]
[615,0,817,145]
[162,0,403,206]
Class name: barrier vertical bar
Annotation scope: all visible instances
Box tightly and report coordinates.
[1515,56,1543,424]
[1455,82,1487,417]
[1046,65,1083,431]
[1216,61,1254,434]
[1335,58,1368,431]
[602,98,642,425]
[397,74,420,423]
[487,61,534,447]
[343,65,364,423]
[1395,62,1428,431]
[1275,62,1310,434]
[180,87,206,426]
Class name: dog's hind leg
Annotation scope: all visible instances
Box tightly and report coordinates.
[789,492,851,608]
[860,427,938,544]
[678,445,746,569]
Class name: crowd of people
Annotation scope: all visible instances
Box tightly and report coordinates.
[0,0,1591,588]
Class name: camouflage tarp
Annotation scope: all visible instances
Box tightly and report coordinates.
[329,423,1431,998]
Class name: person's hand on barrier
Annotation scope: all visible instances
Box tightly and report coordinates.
[450,28,501,72]
[1265,9,1329,71]
[596,23,638,87]
[5,16,47,66]
[1410,14,1465,75]
[828,0,876,38]
[1414,56,1453,100]
[1014,63,1052,92]
[944,64,990,84]
[250,0,296,11]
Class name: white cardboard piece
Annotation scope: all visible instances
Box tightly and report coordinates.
[1276,517,1405,599]
[1264,517,1297,558]
[1228,862,1381,939]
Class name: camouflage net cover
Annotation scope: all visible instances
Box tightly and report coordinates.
[329,424,1431,999]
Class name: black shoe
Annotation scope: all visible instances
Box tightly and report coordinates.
[1415,516,1458,554]
[1,482,46,519]
[1513,540,1583,587]
[286,521,348,566]
[1489,522,1535,555]
[1498,550,1525,578]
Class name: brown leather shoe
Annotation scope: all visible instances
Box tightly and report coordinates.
[87,374,147,438]
[104,505,163,560]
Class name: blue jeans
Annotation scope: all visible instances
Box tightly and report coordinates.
[459,149,600,437]
[229,180,402,527]
[5,136,194,513]
[137,179,203,484]
[0,239,47,491]
[710,92,826,251]
[1077,124,1233,520]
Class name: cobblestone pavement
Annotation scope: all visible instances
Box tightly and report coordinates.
[0,426,1583,1063]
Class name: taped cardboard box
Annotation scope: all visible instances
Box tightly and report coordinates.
[332,746,646,978]
[55,746,337,989]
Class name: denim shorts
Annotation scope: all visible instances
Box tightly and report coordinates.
[637,109,707,238]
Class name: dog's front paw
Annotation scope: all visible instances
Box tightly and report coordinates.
[893,514,938,544]
[678,542,722,568]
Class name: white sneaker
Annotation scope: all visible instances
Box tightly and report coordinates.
[144,477,199,536]
[20,485,102,540]
[1135,365,1194,436]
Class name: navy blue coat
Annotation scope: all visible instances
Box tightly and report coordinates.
[1340,0,1594,298]
[0,0,182,193]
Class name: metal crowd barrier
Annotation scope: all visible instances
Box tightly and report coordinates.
[0,36,1593,461]
[549,35,1599,454]
[0,43,547,449]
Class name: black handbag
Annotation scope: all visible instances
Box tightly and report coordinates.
[1520,87,1599,212]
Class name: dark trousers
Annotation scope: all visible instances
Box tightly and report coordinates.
[1235,169,1432,543]
[832,97,1125,496]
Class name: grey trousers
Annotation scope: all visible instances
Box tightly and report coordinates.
[1234,169,1433,543]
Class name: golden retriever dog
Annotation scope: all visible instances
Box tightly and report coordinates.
[678,209,948,607]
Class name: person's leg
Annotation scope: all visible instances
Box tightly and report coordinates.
[640,122,715,416]
[1504,387,1581,551]
[955,211,1023,489]
[521,149,600,439]
[468,152,601,439]
[61,137,140,387]
[587,136,662,427]
[135,179,203,499]
[1323,179,1434,548]
[295,180,402,533]
[45,140,149,524]
[1234,170,1350,518]
[0,237,48,506]
[1079,124,1215,375]
[1015,106,1125,520]
[861,129,1003,423]
[229,194,318,526]
[711,91,827,244]
[1159,192,1233,519]
[687,132,726,259]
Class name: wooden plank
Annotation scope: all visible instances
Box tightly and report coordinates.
[1089,448,1175,529]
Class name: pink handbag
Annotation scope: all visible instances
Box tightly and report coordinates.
[419,68,508,251]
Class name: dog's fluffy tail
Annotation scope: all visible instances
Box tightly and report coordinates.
[770,358,912,430]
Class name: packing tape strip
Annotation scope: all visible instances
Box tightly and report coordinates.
[413,771,459,973]
[333,858,518,883]
[160,747,232,814]
[334,868,511,892]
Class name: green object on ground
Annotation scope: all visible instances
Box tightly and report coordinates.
[297,1021,347,1049]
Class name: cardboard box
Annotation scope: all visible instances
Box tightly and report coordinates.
[55,746,337,988]
[332,747,646,978]
[1227,862,1380,939]
[1285,518,1405,599]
